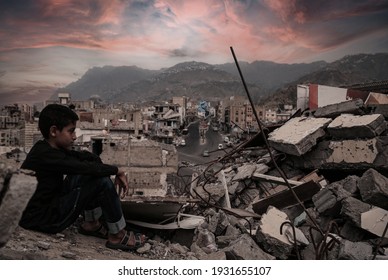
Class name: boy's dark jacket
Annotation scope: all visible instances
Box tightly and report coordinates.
[19,140,118,230]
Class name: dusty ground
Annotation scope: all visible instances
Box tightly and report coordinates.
[1,225,149,260]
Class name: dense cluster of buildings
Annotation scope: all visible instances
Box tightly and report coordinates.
[0,92,296,154]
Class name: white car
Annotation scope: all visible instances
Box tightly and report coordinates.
[180,139,186,146]
[218,143,223,149]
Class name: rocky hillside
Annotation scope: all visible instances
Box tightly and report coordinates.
[216,60,327,90]
[260,53,388,107]
[109,61,264,103]
[58,53,388,104]
[59,65,159,101]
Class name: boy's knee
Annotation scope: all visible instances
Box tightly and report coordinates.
[100,177,116,191]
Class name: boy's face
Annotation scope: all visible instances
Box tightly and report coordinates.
[48,122,77,150]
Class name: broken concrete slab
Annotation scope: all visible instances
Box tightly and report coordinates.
[193,228,217,254]
[0,170,37,248]
[232,164,258,181]
[289,136,388,171]
[341,197,372,227]
[255,206,306,259]
[267,117,332,156]
[313,98,366,119]
[338,175,359,194]
[361,207,388,238]
[193,183,226,206]
[359,168,388,210]
[207,210,229,236]
[327,114,386,139]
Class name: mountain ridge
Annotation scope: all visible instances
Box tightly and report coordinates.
[58,53,388,105]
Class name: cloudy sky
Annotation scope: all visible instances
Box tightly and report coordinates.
[1,0,388,103]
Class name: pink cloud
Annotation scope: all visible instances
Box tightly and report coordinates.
[0,0,387,80]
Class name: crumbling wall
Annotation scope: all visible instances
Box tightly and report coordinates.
[129,145,163,167]
[100,137,178,197]
[126,169,167,196]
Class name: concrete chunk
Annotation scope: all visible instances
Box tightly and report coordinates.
[359,168,388,210]
[232,164,257,181]
[338,175,359,194]
[341,197,372,227]
[314,99,366,118]
[0,171,37,248]
[328,114,386,139]
[361,207,388,237]
[268,117,332,156]
[289,136,388,171]
[255,206,307,259]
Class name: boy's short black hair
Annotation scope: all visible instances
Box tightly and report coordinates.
[38,104,79,139]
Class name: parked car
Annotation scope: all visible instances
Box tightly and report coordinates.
[180,139,186,146]
[202,150,209,157]
[224,136,229,143]
[218,143,223,149]
[226,141,233,147]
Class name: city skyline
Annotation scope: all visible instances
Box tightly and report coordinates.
[1,0,388,104]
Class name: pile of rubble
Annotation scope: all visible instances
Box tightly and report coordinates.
[177,98,388,260]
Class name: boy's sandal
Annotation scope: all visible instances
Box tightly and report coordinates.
[78,223,108,239]
[105,231,146,251]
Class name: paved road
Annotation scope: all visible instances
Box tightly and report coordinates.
[177,121,225,165]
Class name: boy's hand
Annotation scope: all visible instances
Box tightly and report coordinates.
[115,169,129,199]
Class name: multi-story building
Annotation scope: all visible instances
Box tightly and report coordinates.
[150,103,183,144]
[22,121,41,151]
[245,104,266,132]
[172,96,187,123]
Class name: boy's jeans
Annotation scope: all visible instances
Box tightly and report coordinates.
[53,175,126,234]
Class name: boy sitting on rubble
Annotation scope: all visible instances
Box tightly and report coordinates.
[19,104,146,251]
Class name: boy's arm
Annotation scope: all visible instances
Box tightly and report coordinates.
[22,143,117,177]
[67,149,102,163]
